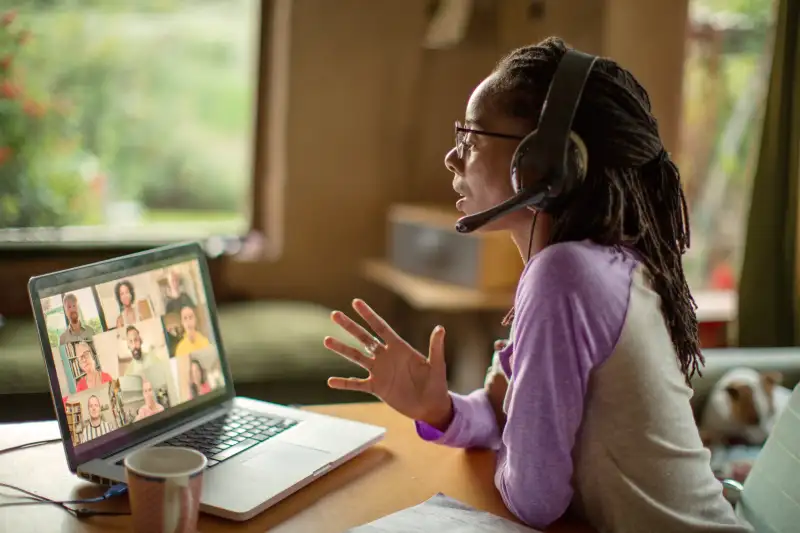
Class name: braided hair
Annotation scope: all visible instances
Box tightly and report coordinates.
[493,37,703,383]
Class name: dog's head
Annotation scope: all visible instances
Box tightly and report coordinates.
[725,371,783,426]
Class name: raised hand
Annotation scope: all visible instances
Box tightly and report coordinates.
[324,299,453,429]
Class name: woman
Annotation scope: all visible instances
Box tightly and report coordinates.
[134,379,165,422]
[323,38,751,533]
[174,305,210,357]
[114,280,151,328]
[189,358,212,399]
[74,341,113,392]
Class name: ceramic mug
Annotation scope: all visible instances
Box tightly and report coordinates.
[124,446,207,533]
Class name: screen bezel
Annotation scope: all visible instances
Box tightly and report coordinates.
[28,241,236,472]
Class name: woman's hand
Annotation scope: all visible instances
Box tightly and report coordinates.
[324,299,453,429]
[485,339,510,429]
[486,370,508,429]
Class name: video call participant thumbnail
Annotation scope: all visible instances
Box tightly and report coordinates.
[189,358,212,399]
[114,279,153,329]
[74,341,113,392]
[164,269,196,315]
[124,325,167,377]
[59,293,95,345]
[134,379,166,422]
[81,395,115,443]
[174,305,210,357]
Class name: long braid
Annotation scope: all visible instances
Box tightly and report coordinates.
[494,38,703,384]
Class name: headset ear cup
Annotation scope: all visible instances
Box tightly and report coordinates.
[510,131,588,212]
[567,131,589,183]
[510,132,537,194]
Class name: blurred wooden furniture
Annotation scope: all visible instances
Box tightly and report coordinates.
[0,402,595,533]
[362,258,514,312]
[693,290,737,348]
[362,259,737,392]
[387,204,522,290]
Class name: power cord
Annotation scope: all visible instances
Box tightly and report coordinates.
[0,482,129,517]
[0,438,130,518]
[0,437,62,455]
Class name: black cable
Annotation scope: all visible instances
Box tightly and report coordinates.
[527,210,539,262]
[0,437,62,456]
[0,438,130,518]
[0,482,130,517]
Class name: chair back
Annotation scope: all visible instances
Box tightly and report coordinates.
[737,383,800,532]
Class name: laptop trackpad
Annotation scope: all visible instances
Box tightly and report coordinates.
[239,442,331,489]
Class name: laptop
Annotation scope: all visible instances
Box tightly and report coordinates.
[28,241,386,521]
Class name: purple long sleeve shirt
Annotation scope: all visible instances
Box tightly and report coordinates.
[416,240,637,529]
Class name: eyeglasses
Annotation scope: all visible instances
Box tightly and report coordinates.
[454,121,525,159]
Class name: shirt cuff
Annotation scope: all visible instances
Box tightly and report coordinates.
[414,390,498,448]
[415,418,446,441]
[414,392,462,443]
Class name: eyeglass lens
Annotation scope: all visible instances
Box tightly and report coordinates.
[454,121,465,159]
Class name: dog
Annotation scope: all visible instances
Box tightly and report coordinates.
[699,367,791,446]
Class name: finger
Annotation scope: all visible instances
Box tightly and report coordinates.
[494,340,507,350]
[428,325,446,376]
[352,299,398,344]
[323,336,373,370]
[327,376,372,393]
[331,310,384,348]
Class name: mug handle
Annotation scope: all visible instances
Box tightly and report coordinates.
[164,476,194,533]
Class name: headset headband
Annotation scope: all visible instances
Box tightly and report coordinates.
[455,48,597,233]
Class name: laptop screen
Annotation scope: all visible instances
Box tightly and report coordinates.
[38,256,227,450]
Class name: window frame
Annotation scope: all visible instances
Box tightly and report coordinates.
[0,1,278,259]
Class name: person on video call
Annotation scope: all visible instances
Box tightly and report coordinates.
[164,270,195,315]
[322,38,750,533]
[134,379,165,422]
[74,341,113,392]
[81,395,115,443]
[189,358,212,399]
[114,279,152,329]
[174,305,210,357]
[59,293,94,345]
[123,325,167,377]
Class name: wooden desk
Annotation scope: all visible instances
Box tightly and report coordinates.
[0,402,592,533]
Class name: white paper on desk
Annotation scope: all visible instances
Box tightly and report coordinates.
[345,493,541,533]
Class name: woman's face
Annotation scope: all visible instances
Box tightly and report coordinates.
[444,75,532,231]
[119,284,132,307]
[142,380,154,404]
[181,307,197,332]
[78,345,93,374]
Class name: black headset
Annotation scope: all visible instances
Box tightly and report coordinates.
[455,49,598,234]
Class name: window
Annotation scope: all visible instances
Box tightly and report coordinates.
[678,0,776,292]
[0,0,261,246]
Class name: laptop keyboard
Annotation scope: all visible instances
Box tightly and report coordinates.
[117,408,298,469]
